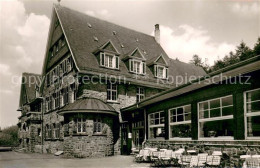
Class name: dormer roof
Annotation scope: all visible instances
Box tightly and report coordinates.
[122,47,146,61]
[93,40,120,55]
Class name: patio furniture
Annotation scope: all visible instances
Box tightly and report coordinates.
[212,151,222,156]
[189,156,199,167]
[135,149,145,162]
[197,155,208,167]
[159,150,173,166]
[179,155,192,167]
[206,156,221,167]
[245,157,260,168]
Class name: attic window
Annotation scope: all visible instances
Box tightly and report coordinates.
[87,23,92,28]
[129,59,146,75]
[100,52,119,69]
[154,65,168,79]
[93,36,98,42]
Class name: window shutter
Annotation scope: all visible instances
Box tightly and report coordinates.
[115,56,119,69]
[100,53,105,66]
[130,59,133,72]
[154,65,157,77]
[165,68,168,79]
[142,62,146,74]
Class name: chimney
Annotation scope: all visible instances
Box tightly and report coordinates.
[154,24,160,44]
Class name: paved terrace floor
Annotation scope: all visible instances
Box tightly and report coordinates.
[0,151,150,168]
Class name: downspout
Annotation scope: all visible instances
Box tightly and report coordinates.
[142,108,147,149]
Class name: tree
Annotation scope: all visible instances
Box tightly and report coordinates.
[253,37,260,56]
[189,54,203,67]
[236,41,253,61]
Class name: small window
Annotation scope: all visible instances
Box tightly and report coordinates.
[107,83,117,102]
[136,87,145,102]
[76,117,86,133]
[129,59,145,74]
[94,118,102,133]
[100,52,119,69]
[155,65,168,79]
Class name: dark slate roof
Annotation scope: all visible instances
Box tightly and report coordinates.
[19,73,41,108]
[54,5,206,86]
[58,98,118,115]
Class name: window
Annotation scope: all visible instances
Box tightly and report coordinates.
[63,87,69,105]
[107,83,117,102]
[198,95,234,139]
[129,59,146,74]
[94,118,102,133]
[245,88,260,138]
[70,83,77,103]
[148,111,165,139]
[154,65,168,79]
[136,87,145,102]
[100,52,119,69]
[61,37,66,47]
[169,105,191,139]
[60,90,64,107]
[76,117,86,133]
[48,125,52,138]
[46,97,52,112]
[56,44,59,53]
[67,57,73,72]
[53,92,59,109]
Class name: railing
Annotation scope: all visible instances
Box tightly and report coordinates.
[27,112,42,121]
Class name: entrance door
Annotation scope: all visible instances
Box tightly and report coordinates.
[121,123,131,155]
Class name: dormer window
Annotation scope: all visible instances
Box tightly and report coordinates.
[100,52,119,69]
[129,59,146,75]
[155,65,168,79]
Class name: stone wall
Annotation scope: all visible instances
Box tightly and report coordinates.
[43,140,64,153]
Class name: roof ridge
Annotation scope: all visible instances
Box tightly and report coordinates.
[54,4,157,41]
[22,72,41,76]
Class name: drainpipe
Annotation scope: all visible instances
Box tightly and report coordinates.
[142,108,147,149]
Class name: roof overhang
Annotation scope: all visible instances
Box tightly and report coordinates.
[57,109,118,116]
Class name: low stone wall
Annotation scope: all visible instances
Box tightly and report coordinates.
[63,135,114,158]
[145,140,260,153]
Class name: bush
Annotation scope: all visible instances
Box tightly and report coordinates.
[0,125,19,147]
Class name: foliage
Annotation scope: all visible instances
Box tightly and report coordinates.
[189,38,260,73]
[0,125,19,147]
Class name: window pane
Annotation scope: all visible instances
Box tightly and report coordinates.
[247,89,260,102]
[155,119,159,125]
[210,108,221,118]
[199,119,234,138]
[184,105,191,113]
[222,106,233,116]
[199,102,209,111]
[160,117,165,124]
[247,116,260,137]
[210,99,220,109]
[170,109,176,116]
[170,124,191,138]
[150,127,165,138]
[177,115,184,122]
[185,113,191,121]
[177,108,183,115]
[250,101,260,113]
[222,96,233,106]
[155,113,159,119]
[199,110,209,119]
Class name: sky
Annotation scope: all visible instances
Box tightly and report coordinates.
[0,0,259,128]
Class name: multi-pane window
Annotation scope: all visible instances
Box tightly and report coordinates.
[53,92,59,109]
[46,97,52,112]
[169,105,191,138]
[136,87,145,102]
[76,117,86,133]
[100,52,119,69]
[63,87,69,105]
[245,88,260,138]
[107,83,117,101]
[94,118,102,133]
[129,59,146,74]
[198,95,234,138]
[149,111,165,139]
[154,65,168,79]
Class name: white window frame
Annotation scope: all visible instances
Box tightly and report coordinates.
[94,118,102,134]
[198,95,234,140]
[244,88,260,140]
[129,59,145,74]
[148,111,165,139]
[136,87,145,102]
[76,117,86,133]
[107,83,117,102]
[168,105,192,140]
[155,65,168,79]
[100,52,119,69]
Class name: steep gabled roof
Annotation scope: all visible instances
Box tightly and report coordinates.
[46,4,206,87]
[18,73,42,109]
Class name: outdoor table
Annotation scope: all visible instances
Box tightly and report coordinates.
[252,155,260,158]
[240,155,251,159]
[212,151,222,156]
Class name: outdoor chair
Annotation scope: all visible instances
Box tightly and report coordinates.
[151,151,163,167]
[206,156,221,167]
[189,156,199,167]
[178,155,192,167]
[159,150,173,166]
[135,149,145,162]
[197,155,208,167]
[245,157,260,168]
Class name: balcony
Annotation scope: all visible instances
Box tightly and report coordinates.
[26,112,42,122]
